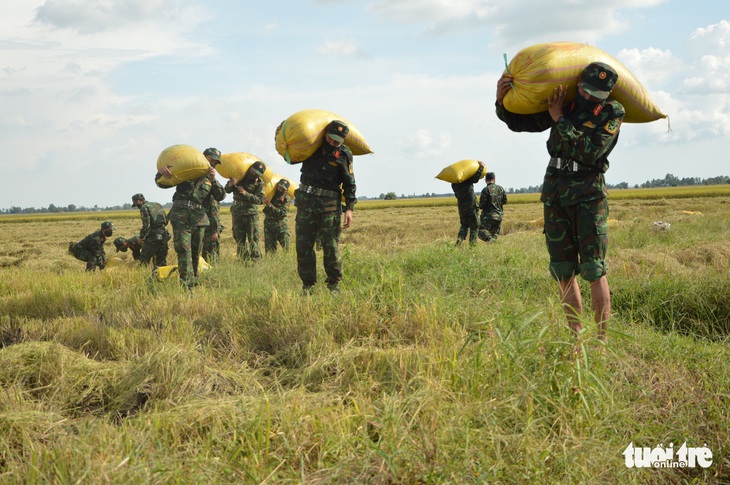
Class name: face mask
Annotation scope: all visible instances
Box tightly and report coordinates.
[103,230,112,238]
[575,86,601,112]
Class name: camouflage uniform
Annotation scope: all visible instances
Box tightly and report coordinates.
[70,222,113,271]
[451,164,484,245]
[496,63,624,282]
[478,180,507,241]
[202,178,226,263]
[114,235,144,260]
[263,187,291,253]
[295,121,356,291]
[137,200,170,266]
[155,174,212,288]
[225,164,265,261]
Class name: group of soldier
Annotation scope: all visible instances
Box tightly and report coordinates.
[70,120,354,294]
[69,60,624,344]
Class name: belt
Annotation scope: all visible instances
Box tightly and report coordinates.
[299,183,340,198]
[173,199,202,209]
[549,157,593,172]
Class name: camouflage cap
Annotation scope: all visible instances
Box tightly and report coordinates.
[101,221,114,230]
[203,147,221,163]
[250,161,266,176]
[277,179,290,191]
[579,62,618,100]
[326,120,349,143]
[132,193,145,203]
[113,237,127,251]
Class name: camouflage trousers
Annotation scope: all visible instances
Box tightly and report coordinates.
[457,198,479,243]
[139,231,170,267]
[202,223,223,264]
[264,218,290,253]
[478,215,502,242]
[71,246,102,271]
[171,220,206,288]
[231,211,261,261]
[544,197,609,282]
[295,208,342,289]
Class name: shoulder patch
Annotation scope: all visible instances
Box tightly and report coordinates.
[604,118,622,134]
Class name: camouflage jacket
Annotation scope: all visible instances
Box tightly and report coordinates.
[156,174,212,227]
[138,201,168,239]
[299,143,356,212]
[479,183,507,220]
[225,174,264,215]
[263,192,291,222]
[451,165,484,202]
[203,179,226,233]
[76,230,107,265]
[495,98,624,207]
[125,235,144,260]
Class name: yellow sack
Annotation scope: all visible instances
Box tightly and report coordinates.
[275,109,373,163]
[264,173,298,200]
[217,152,274,184]
[105,256,128,268]
[436,160,486,184]
[151,257,211,281]
[503,42,666,123]
[156,145,210,187]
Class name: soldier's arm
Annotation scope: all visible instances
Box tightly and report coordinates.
[139,207,151,239]
[210,180,227,202]
[341,150,357,212]
[243,182,264,205]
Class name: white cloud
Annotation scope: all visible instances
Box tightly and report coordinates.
[317,38,372,59]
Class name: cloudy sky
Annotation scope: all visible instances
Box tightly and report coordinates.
[1,0,728,209]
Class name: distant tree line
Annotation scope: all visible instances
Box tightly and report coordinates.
[3,174,729,214]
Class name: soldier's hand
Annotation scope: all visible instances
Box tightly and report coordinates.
[263,196,271,206]
[548,85,567,122]
[211,232,219,243]
[207,167,217,180]
[343,209,353,230]
[158,165,173,179]
[496,74,513,106]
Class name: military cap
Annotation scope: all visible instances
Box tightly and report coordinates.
[203,147,221,163]
[101,221,114,230]
[250,161,266,176]
[113,237,128,251]
[132,193,145,203]
[326,120,349,143]
[277,179,291,191]
[580,62,618,100]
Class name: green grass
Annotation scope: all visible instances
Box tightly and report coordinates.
[0,189,729,483]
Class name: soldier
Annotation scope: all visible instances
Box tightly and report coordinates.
[69,221,114,271]
[263,179,292,253]
[452,160,486,246]
[194,148,227,264]
[295,120,356,293]
[496,61,625,343]
[225,161,265,262]
[155,152,217,289]
[113,236,144,260]
[131,193,170,267]
[478,172,508,242]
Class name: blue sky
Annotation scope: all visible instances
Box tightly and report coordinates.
[1,0,728,209]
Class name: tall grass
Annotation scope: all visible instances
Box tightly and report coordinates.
[0,189,728,483]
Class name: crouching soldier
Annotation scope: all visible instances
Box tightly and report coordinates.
[131,193,170,267]
[263,179,292,253]
[69,221,113,271]
[113,235,144,260]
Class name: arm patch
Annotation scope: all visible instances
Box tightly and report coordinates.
[604,118,621,134]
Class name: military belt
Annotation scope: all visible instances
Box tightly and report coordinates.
[299,183,340,198]
[173,199,203,209]
[548,157,593,172]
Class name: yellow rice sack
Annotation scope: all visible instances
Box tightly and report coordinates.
[152,257,210,281]
[156,145,210,187]
[264,173,298,200]
[275,109,373,163]
[436,160,486,184]
[503,42,666,123]
[217,152,274,184]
